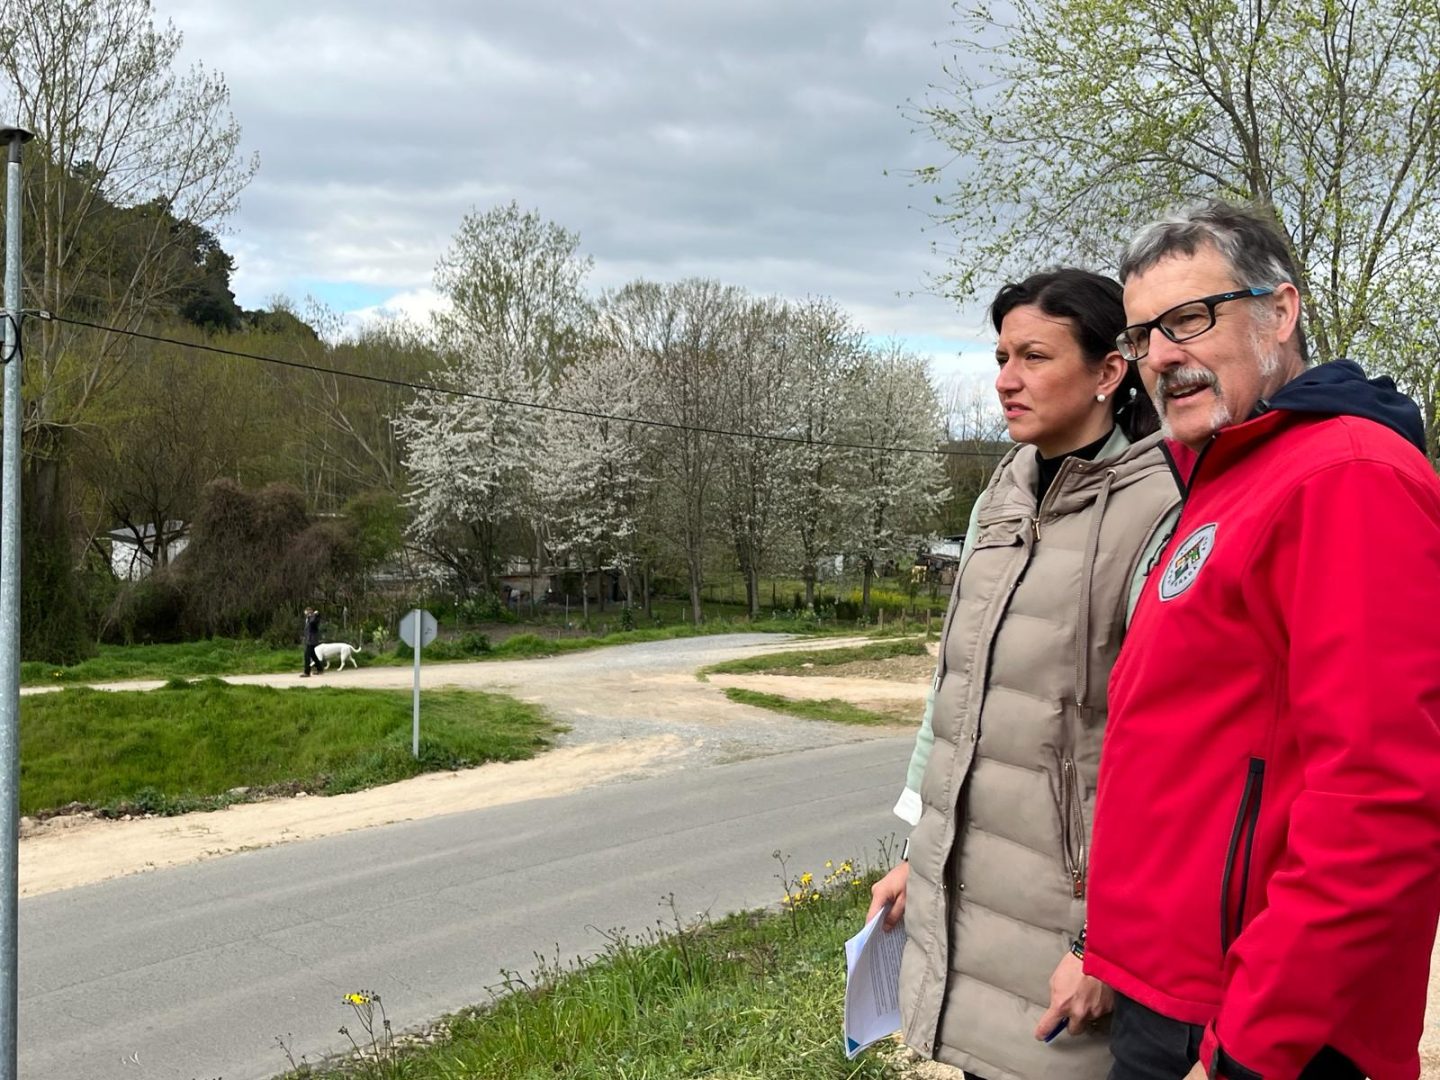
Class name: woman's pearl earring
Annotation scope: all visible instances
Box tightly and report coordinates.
[1096,392,1107,402]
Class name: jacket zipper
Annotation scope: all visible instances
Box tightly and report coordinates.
[1220,757,1266,954]
[1060,757,1087,898]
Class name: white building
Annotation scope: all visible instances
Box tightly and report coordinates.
[108,522,188,580]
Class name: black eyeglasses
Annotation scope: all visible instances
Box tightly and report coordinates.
[1116,287,1275,362]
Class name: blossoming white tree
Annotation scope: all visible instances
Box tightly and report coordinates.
[533,333,654,616]
[713,295,801,618]
[398,204,590,594]
[840,344,948,617]
[778,299,868,613]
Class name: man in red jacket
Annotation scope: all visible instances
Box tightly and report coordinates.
[1085,199,1440,1080]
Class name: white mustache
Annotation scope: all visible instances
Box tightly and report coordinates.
[1156,368,1218,398]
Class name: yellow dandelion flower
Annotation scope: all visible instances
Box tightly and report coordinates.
[799,872,813,887]
[825,860,833,868]
[343,992,371,1005]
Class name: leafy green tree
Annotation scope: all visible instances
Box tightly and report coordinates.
[433,201,593,384]
[917,0,1440,450]
[0,0,256,656]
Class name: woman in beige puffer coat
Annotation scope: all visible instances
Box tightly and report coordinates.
[866,268,1181,1080]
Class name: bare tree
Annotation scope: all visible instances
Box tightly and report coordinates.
[938,375,1009,532]
[606,279,741,624]
[0,0,255,655]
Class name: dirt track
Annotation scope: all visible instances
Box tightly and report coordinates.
[19,634,918,897]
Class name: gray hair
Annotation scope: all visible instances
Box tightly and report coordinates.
[1118,199,1307,362]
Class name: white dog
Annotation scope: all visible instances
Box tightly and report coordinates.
[313,642,362,670]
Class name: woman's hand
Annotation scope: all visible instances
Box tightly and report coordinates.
[1032,950,1114,1039]
[866,860,910,930]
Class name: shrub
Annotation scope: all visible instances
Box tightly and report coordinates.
[104,572,187,645]
[457,631,491,656]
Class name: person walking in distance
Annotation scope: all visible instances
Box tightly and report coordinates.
[301,606,321,677]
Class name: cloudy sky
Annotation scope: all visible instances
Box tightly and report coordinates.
[157,0,996,385]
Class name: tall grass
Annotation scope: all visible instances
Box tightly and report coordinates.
[19,680,557,816]
[277,859,904,1079]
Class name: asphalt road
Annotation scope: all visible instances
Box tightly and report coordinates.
[20,735,911,1080]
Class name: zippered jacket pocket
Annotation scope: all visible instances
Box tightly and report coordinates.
[1220,757,1266,954]
[1060,757,1087,899]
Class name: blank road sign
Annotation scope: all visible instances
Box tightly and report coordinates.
[398,609,438,649]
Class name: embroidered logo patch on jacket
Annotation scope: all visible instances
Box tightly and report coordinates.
[1159,523,1217,601]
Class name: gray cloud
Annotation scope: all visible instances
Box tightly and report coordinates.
[159,0,984,341]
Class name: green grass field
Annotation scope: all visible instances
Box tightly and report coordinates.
[697,636,927,679]
[722,688,906,726]
[19,680,558,817]
[20,617,848,687]
[276,857,903,1080]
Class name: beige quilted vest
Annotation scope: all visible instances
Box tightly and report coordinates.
[899,429,1179,1080]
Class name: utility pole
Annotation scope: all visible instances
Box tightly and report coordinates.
[0,124,33,1080]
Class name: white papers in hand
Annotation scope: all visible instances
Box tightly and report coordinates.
[843,901,907,1059]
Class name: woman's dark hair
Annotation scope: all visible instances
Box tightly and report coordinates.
[989,267,1159,440]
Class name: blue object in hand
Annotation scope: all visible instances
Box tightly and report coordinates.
[1044,1018,1069,1043]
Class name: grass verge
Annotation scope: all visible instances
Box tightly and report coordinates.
[21,638,300,686]
[698,636,927,679]
[276,857,904,1079]
[20,680,557,818]
[21,618,847,687]
[722,688,906,726]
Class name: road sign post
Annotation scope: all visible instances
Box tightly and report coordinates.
[0,125,33,1080]
[398,609,437,759]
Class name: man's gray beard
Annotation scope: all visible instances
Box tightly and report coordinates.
[1157,396,1234,442]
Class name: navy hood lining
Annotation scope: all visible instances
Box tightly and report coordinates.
[1259,360,1427,453]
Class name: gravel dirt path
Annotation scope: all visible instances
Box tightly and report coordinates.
[20,633,914,897]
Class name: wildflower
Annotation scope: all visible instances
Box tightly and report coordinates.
[825,860,833,868]
[344,992,372,1005]
[799,872,813,887]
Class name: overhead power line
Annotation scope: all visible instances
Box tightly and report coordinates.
[44,312,1008,460]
